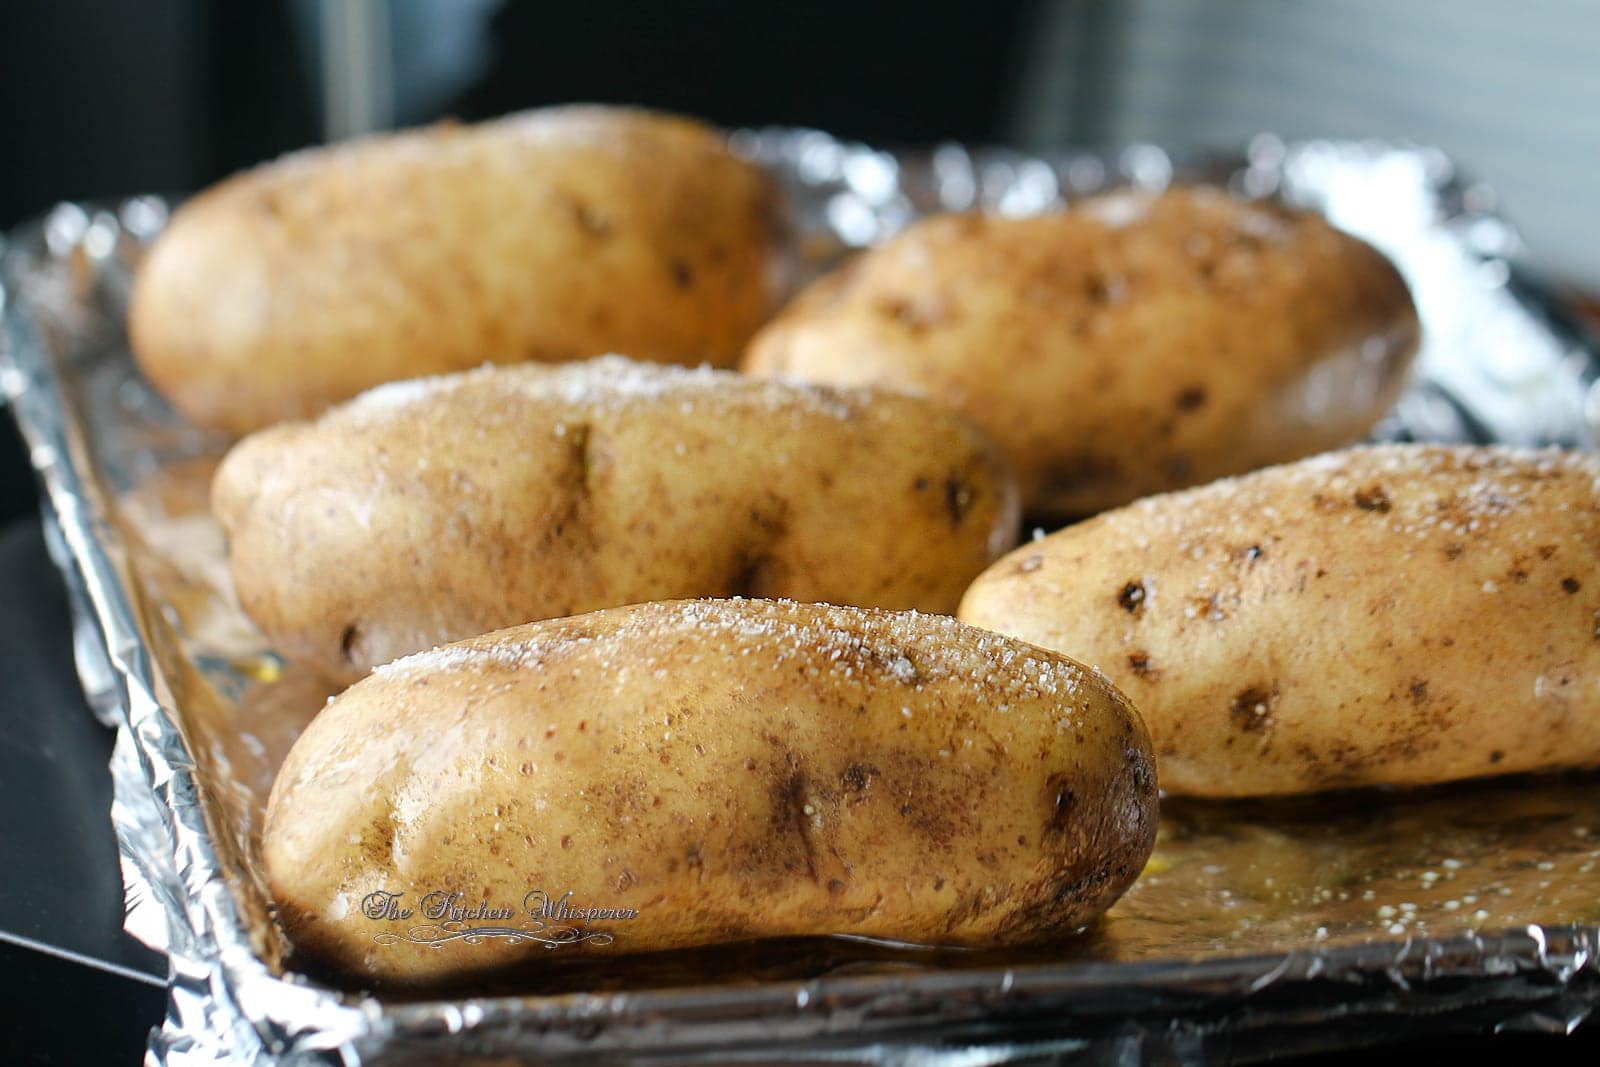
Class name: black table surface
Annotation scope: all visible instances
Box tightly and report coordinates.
[0,514,166,1062]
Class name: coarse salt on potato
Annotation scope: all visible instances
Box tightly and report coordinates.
[263,599,1158,986]
[213,356,1020,682]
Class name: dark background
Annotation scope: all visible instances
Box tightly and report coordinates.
[2,1,1598,1061]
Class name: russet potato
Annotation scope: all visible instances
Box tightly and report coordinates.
[960,444,1600,796]
[131,105,797,434]
[213,357,1020,682]
[744,186,1419,517]
[263,599,1159,985]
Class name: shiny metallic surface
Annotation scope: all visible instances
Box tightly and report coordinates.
[2,130,1598,1064]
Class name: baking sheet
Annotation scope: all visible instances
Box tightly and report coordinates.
[4,130,1600,1065]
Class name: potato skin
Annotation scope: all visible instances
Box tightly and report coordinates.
[213,357,1020,682]
[263,600,1158,986]
[130,105,796,434]
[960,444,1600,796]
[744,187,1419,517]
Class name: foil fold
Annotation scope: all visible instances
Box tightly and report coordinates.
[2,129,1599,1065]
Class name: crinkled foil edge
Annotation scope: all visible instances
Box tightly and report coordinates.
[2,130,1599,1065]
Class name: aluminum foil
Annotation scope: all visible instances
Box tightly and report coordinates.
[3,131,1600,1065]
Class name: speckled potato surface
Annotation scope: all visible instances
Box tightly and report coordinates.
[961,445,1600,796]
[744,186,1419,517]
[263,599,1158,986]
[213,357,1020,683]
[130,105,796,434]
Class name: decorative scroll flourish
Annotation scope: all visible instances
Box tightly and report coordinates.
[373,921,615,950]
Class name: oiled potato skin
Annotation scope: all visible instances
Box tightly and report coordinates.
[213,358,1020,682]
[961,445,1600,796]
[744,187,1419,517]
[130,106,796,434]
[263,600,1158,986]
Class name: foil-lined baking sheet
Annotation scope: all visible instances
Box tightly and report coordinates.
[3,131,1599,1065]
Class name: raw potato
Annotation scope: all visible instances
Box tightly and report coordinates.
[213,357,1020,683]
[960,444,1600,796]
[263,599,1159,986]
[744,186,1419,517]
[130,105,796,434]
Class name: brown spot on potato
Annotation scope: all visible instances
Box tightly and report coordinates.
[841,763,879,794]
[560,835,572,849]
[943,477,974,526]
[338,623,361,665]
[728,553,780,598]
[875,294,948,334]
[1443,542,1464,561]
[1126,651,1159,681]
[1043,773,1078,840]
[749,501,789,538]
[567,196,611,238]
[1174,386,1207,412]
[1042,455,1123,495]
[1409,680,1429,705]
[1489,750,1505,764]
[1563,577,1581,594]
[1230,686,1277,733]
[361,810,396,862]
[1118,580,1146,614]
[943,885,1014,932]
[669,259,694,288]
[774,771,822,884]
[1353,485,1392,513]
[556,423,595,511]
